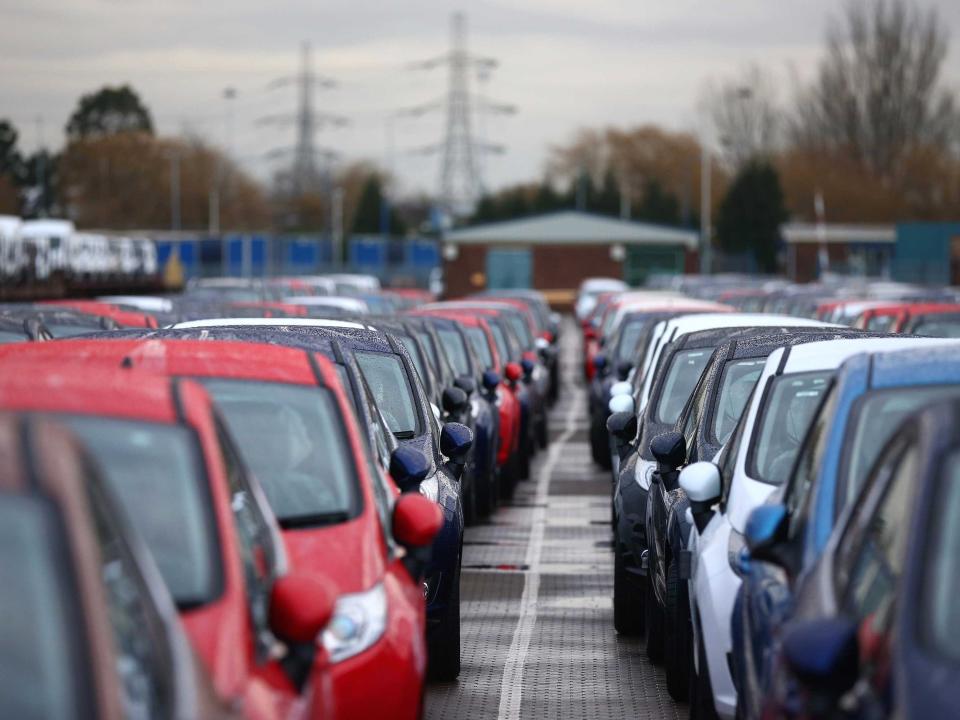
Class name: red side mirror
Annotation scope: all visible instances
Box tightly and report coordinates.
[392,494,442,549]
[270,572,336,644]
[504,362,523,383]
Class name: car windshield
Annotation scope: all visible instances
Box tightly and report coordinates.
[926,451,960,663]
[866,314,897,332]
[355,351,419,437]
[0,330,27,343]
[398,335,428,386]
[201,379,360,527]
[911,315,960,338]
[504,314,532,349]
[46,324,98,338]
[843,385,960,506]
[465,326,493,369]
[750,371,831,485]
[617,320,647,364]
[654,348,714,424]
[438,327,470,375]
[488,322,511,363]
[64,417,220,607]
[712,358,768,445]
[416,331,441,373]
[0,496,84,720]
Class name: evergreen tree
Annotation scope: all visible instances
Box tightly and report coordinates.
[66,85,154,140]
[715,161,788,273]
[636,180,681,225]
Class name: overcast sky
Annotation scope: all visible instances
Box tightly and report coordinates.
[3,0,959,197]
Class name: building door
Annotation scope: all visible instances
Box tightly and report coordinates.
[624,245,684,285]
[486,248,532,289]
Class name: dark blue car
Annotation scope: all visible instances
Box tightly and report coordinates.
[734,343,960,719]
[758,396,960,718]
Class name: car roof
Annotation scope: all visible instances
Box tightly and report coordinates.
[662,312,833,336]
[869,343,960,388]
[728,329,881,360]
[172,317,368,330]
[774,336,957,375]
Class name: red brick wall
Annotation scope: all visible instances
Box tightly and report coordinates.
[531,244,620,290]
[790,243,852,282]
[443,245,488,297]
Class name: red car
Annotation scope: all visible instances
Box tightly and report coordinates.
[40,299,159,328]
[0,411,236,720]
[0,360,336,720]
[4,339,443,720]
[854,301,960,336]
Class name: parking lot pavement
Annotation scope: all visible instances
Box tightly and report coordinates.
[426,331,683,720]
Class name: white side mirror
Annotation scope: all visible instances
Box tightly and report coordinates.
[679,462,721,503]
[535,337,550,351]
[609,393,634,415]
[610,381,632,398]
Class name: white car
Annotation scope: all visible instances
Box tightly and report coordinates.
[680,336,953,719]
[283,296,371,315]
[625,313,836,493]
[171,317,368,331]
[575,277,628,320]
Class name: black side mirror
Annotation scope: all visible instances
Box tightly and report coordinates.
[454,375,476,394]
[481,369,501,392]
[616,360,633,381]
[744,504,794,572]
[651,431,686,472]
[442,386,469,415]
[389,446,431,493]
[782,616,860,701]
[593,353,607,374]
[440,422,474,480]
[520,358,535,382]
[606,411,637,442]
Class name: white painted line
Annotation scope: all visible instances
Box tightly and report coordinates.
[496,389,583,720]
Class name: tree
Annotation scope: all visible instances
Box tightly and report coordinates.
[716,162,788,273]
[790,0,957,181]
[703,64,781,172]
[0,119,24,181]
[351,176,405,235]
[65,85,154,140]
[636,180,681,225]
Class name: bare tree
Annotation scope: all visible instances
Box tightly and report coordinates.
[703,64,782,172]
[790,0,958,181]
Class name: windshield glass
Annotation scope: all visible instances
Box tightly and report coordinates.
[399,335,428,386]
[654,348,713,424]
[0,330,27,343]
[617,320,647,364]
[0,496,84,720]
[355,351,419,437]
[504,314,532,349]
[926,451,960,663]
[201,379,360,527]
[712,358,768,444]
[46,324,98,338]
[911,315,960,338]
[489,322,511,364]
[866,315,897,332]
[438,327,470,375]
[465,326,493,369]
[64,417,219,606]
[844,385,960,505]
[416,331,440,373]
[751,371,831,485]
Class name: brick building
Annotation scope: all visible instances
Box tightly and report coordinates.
[441,211,698,305]
[783,224,895,282]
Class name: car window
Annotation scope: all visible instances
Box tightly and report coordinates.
[865,315,896,332]
[842,385,960,508]
[215,421,281,662]
[416,331,441,375]
[202,379,361,527]
[654,348,713,424]
[787,382,838,540]
[65,416,220,607]
[465,326,494,369]
[0,330,27,343]
[488,322,511,364]
[718,407,749,505]
[85,475,172,720]
[840,446,915,623]
[749,371,831,486]
[910,315,960,338]
[398,335,428,387]
[925,450,960,662]
[617,319,647,364]
[0,496,87,720]
[355,351,420,438]
[505,314,532,349]
[438,328,470,376]
[711,358,767,445]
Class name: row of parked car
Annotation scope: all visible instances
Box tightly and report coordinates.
[0,275,561,720]
[578,276,960,719]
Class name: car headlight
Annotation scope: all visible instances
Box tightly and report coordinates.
[728,529,750,578]
[321,583,388,663]
[419,475,440,503]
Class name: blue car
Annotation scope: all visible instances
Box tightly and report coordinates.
[758,397,960,718]
[734,343,960,719]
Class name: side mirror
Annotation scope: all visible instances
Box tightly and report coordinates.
[608,393,634,415]
[782,617,859,699]
[440,422,473,460]
[481,369,501,392]
[392,493,443,549]
[606,411,637,442]
[610,380,632,398]
[520,358,535,381]
[616,360,633,381]
[744,504,791,568]
[593,354,607,373]
[535,336,550,352]
[442,386,469,415]
[270,572,336,645]
[679,462,721,532]
[454,375,476,394]
[389,446,431,493]
[651,431,686,471]
[505,362,523,383]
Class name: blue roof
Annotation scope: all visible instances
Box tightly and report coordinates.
[870,343,960,388]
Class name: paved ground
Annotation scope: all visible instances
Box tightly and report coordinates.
[426,326,684,720]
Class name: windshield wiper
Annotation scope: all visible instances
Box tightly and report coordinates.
[279,511,351,529]
[393,430,416,440]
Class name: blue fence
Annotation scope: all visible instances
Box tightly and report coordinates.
[153,234,439,286]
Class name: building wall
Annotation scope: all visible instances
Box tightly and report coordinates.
[894,223,960,285]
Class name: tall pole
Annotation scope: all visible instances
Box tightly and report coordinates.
[34,115,46,217]
[332,187,344,268]
[168,150,182,232]
[700,140,711,274]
